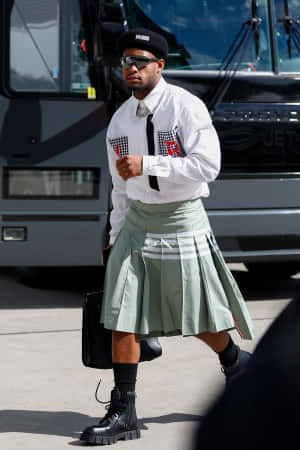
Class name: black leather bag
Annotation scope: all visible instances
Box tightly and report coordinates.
[82,290,162,369]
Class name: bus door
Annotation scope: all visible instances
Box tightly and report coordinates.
[0,0,111,266]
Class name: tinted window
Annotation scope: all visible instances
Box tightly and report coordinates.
[10,0,91,93]
[4,168,99,199]
[274,0,300,72]
[127,0,272,71]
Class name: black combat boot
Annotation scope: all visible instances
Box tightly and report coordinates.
[222,347,251,385]
[80,387,140,445]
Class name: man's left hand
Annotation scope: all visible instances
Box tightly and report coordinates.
[116,155,143,181]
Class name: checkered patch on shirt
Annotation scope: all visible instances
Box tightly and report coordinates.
[109,136,129,157]
[158,128,186,158]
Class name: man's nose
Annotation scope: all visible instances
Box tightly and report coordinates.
[127,63,138,71]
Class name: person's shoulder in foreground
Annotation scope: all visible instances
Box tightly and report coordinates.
[194,295,300,450]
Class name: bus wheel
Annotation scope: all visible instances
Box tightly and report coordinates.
[245,262,300,279]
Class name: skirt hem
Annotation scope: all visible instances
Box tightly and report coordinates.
[100,322,251,339]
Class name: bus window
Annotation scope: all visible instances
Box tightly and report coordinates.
[128,0,272,72]
[9,0,91,94]
[274,0,300,72]
[3,168,100,199]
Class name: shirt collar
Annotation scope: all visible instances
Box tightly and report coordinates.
[131,77,167,116]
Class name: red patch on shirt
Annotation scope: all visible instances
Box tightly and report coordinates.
[165,141,183,157]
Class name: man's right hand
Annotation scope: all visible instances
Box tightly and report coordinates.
[116,155,143,181]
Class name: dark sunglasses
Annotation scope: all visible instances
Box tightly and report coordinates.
[121,55,159,69]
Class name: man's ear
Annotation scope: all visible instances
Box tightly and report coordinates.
[157,59,165,73]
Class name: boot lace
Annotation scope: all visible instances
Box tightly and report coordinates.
[95,378,125,423]
[95,378,110,406]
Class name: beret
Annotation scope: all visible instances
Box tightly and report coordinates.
[118,28,168,60]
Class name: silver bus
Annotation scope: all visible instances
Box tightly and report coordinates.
[1,0,300,280]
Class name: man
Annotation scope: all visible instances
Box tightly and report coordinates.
[81,28,253,446]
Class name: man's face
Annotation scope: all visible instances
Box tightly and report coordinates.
[122,48,165,99]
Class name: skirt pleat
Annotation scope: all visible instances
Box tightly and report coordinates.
[101,199,254,339]
[206,233,253,339]
[160,244,184,334]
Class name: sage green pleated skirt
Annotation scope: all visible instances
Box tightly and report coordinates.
[101,198,254,339]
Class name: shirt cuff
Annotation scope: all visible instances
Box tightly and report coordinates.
[109,231,118,246]
[142,155,156,175]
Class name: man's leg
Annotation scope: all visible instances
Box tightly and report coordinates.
[80,331,141,445]
[112,331,140,413]
[112,331,141,363]
[196,331,250,383]
[196,330,230,353]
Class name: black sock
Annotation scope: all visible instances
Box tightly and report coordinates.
[217,336,239,367]
[112,363,138,400]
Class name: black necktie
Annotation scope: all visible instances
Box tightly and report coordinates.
[146,114,160,191]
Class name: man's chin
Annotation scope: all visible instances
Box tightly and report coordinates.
[131,86,145,92]
[125,81,144,91]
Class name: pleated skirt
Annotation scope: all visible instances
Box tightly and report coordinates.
[101,198,254,339]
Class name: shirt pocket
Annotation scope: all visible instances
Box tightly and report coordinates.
[109,136,129,157]
[157,127,186,158]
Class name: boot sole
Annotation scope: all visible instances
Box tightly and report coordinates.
[80,428,141,445]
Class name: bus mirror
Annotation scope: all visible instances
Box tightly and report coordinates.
[95,1,128,66]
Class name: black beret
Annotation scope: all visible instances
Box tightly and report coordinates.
[118,28,168,60]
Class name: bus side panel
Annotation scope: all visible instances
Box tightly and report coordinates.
[0,98,111,266]
[204,179,300,261]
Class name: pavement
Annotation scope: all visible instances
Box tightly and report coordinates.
[0,264,299,450]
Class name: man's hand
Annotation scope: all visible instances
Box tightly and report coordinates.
[116,155,143,181]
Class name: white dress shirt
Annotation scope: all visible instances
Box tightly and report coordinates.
[106,77,221,244]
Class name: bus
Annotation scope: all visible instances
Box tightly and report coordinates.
[1,0,300,281]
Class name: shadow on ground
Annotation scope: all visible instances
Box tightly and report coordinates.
[0,267,105,309]
[0,409,202,444]
[232,270,300,302]
[0,266,299,309]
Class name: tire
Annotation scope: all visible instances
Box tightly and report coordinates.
[245,262,300,279]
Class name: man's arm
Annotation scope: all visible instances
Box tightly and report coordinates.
[142,99,221,184]
[107,138,130,245]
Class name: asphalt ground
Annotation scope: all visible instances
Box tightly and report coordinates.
[0,264,299,450]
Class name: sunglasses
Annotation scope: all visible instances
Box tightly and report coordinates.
[121,55,160,69]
